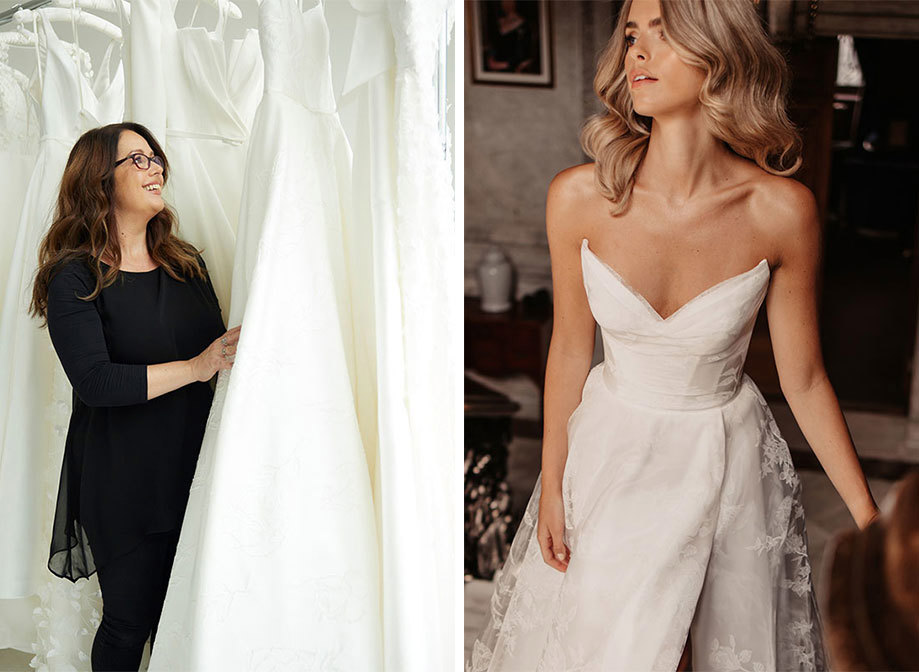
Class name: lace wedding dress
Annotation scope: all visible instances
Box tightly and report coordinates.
[148,1,381,669]
[468,239,828,671]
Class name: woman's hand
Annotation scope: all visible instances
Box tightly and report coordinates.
[190,325,241,382]
[537,489,570,572]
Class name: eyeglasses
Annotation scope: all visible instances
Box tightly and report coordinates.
[114,152,165,171]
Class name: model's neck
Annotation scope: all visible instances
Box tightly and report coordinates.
[637,116,734,206]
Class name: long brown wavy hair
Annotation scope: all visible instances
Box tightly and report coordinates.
[580,0,803,215]
[30,122,204,323]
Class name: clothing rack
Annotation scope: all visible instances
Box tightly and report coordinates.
[0,1,54,28]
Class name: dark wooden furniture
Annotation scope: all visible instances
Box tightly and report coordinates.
[464,376,520,580]
[464,296,552,426]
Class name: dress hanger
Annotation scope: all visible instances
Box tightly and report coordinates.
[50,0,131,18]
[14,3,124,111]
[12,6,122,42]
[0,25,39,48]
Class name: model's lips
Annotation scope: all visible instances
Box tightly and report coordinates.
[629,68,658,87]
[142,183,162,193]
[631,76,657,88]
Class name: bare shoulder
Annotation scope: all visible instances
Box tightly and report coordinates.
[751,173,817,225]
[546,163,598,244]
[747,171,820,267]
[548,163,596,202]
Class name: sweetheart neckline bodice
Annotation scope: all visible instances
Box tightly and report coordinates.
[580,238,770,323]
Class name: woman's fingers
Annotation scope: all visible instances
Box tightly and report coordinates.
[224,325,241,345]
[550,526,569,571]
[538,527,568,573]
[538,530,559,570]
[218,326,241,348]
[217,343,236,369]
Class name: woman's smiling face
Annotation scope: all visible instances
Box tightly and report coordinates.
[112,129,165,222]
[624,0,706,119]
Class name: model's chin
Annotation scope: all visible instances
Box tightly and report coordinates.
[146,197,165,216]
[630,98,664,119]
[631,103,652,117]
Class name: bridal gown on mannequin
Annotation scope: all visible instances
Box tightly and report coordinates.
[469,239,828,671]
[0,9,123,667]
[149,1,381,669]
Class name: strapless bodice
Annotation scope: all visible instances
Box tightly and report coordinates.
[580,239,771,410]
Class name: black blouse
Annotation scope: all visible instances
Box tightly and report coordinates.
[45,255,225,581]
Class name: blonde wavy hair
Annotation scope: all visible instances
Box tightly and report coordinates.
[580,0,803,215]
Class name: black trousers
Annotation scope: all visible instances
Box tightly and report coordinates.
[91,530,180,672]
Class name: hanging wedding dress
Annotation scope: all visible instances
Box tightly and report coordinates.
[0,9,124,668]
[468,241,827,671]
[386,1,457,668]
[127,0,262,319]
[148,1,381,669]
[0,53,39,316]
[325,2,456,668]
[0,34,41,659]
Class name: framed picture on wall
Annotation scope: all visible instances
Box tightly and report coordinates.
[468,0,553,87]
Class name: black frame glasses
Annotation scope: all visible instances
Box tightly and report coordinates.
[114,152,165,171]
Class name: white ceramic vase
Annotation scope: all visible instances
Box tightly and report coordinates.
[476,246,513,312]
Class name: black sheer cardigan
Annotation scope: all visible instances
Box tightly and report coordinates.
[44,254,225,580]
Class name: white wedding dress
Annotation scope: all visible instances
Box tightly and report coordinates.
[469,239,828,671]
[127,0,262,319]
[0,31,41,661]
[0,57,38,318]
[148,1,381,669]
[0,9,123,667]
[0,9,124,597]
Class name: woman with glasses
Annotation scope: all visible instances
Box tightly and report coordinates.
[28,122,239,672]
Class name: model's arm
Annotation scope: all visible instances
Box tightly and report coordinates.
[763,181,879,530]
[538,167,599,572]
[47,266,239,406]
